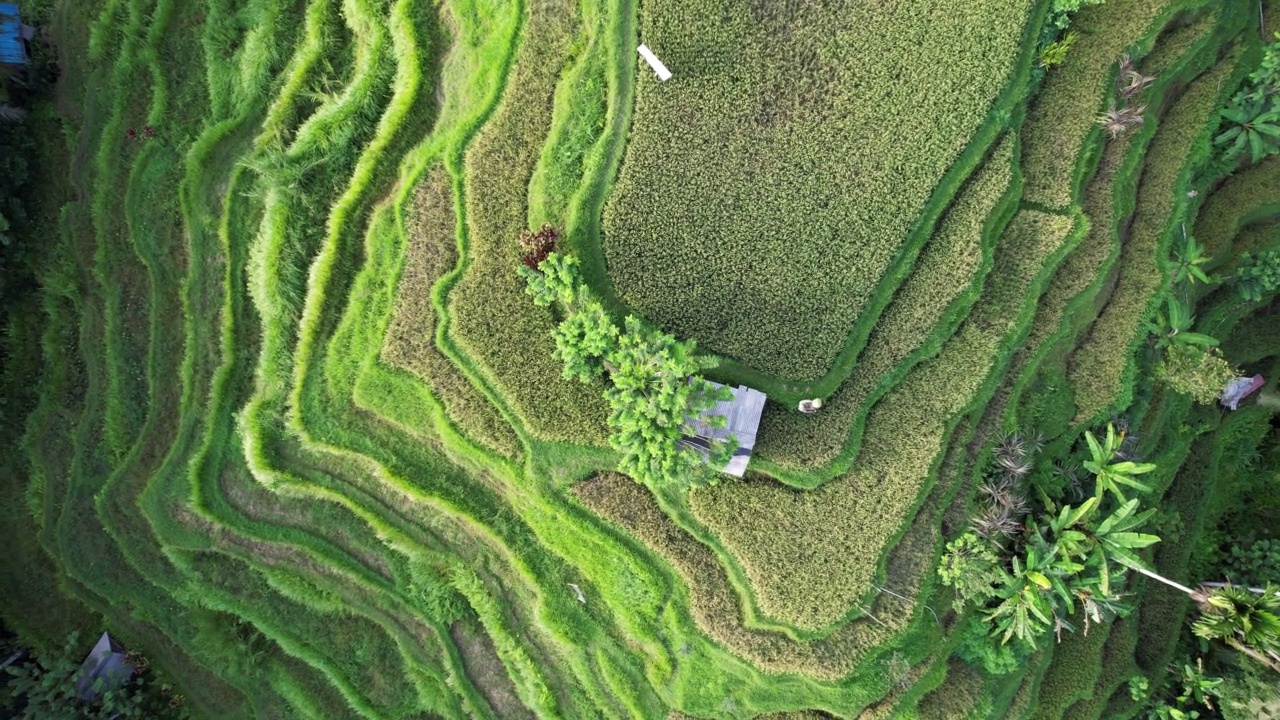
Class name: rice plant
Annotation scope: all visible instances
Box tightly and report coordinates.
[2,0,1275,717]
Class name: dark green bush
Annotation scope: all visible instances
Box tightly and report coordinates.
[1222,539,1280,587]
[1235,249,1280,302]
[956,615,1027,675]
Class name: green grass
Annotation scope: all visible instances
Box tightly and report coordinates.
[18,1,324,714]
[1194,155,1280,268]
[1064,616,1141,720]
[573,473,909,691]
[381,166,522,458]
[1027,622,1112,720]
[447,0,611,444]
[1223,297,1280,364]
[1227,218,1280,259]
[914,661,990,720]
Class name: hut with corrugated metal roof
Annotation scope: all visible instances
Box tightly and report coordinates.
[684,382,767,477]
[74,632,135,701]
[0,4,32,69]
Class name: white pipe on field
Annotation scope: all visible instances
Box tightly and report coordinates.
[637,44,672,81]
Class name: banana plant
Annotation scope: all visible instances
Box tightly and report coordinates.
[1043,497,1098,560]
[1087,498,1162,596]
[1215,98,1280,164]
[1145,295,1219,350]
[986,547,1062,649]
[1042,497,1139,620]
[1083,424,1158,504]
[1170,227,1212,287]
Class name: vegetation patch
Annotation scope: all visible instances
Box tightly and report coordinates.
[754,136,1018,473]
[1069,39,1247,423]
[1194,156,1280,266]
[448,0,611,444]
[601,0,1036,381]
[1020,0,1197,207]
[382,165,522,458]
[4,0,1279,716]
[690,210,1078,632]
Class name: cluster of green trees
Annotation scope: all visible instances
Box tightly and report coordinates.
[520,251,735,487]
[942,425,1155,650]
[942,425,1280,675]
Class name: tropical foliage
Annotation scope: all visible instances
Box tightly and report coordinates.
[1216,33,1280,164]
[2,0,1278,716]
[1040,31,1078,68]
[522,252,734,487]
[1170,229,1212,287]
[942,426,1143,649]
[4,633,188,719]
[1082,424,1156,502]
[1235,249,1280,302]
[1146,295,1219,350]
[1193,585,1280,674]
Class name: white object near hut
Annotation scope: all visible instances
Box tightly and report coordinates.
[637,44,672,81]
[1220,374,1266,410]
[685,382,766,477]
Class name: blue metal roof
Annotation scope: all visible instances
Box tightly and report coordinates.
[0,3,27,66]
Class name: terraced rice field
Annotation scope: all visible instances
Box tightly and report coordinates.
[1,0,1278,718]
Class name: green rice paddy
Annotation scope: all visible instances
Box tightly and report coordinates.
[1,0,1278,718]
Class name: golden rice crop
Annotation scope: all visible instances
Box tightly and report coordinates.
[755,137,1017,472]
[690,210,1077,631]
[601,0,1035,381]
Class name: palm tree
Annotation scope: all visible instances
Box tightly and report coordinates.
[1192,584,1280,674]
[1123,564,1280,674]
[1083,424,1157,503]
